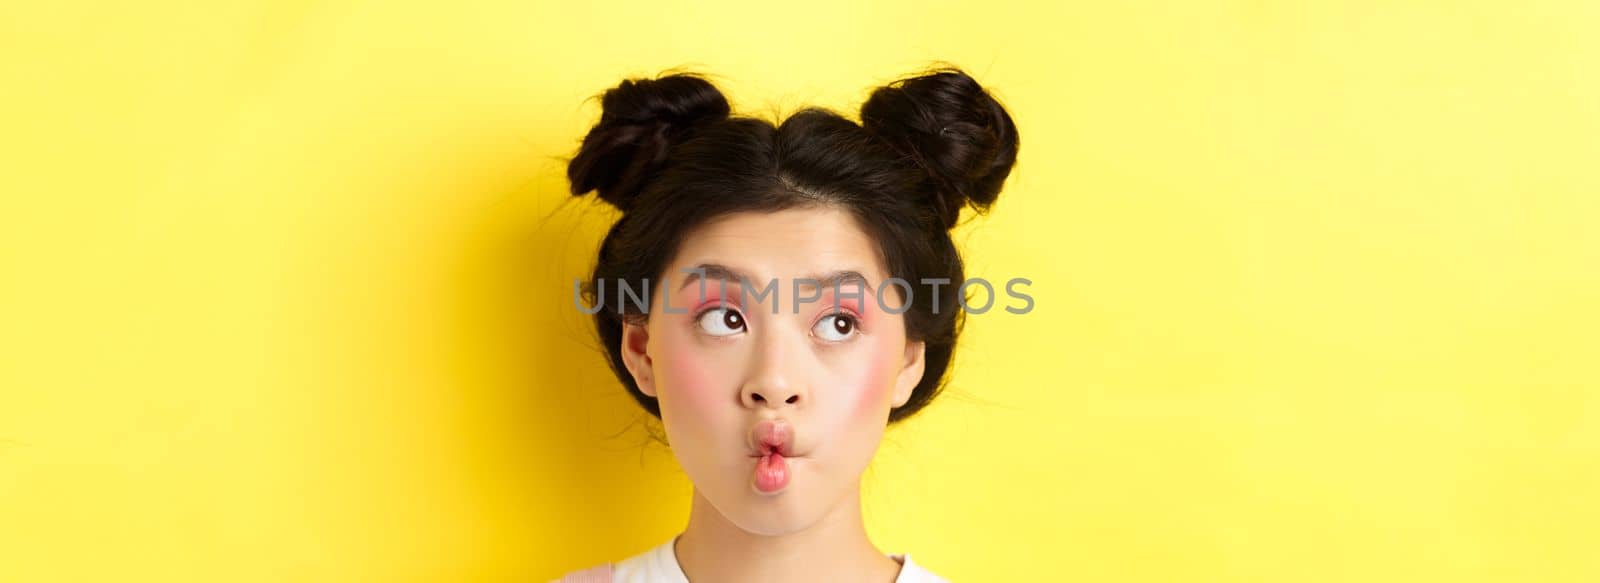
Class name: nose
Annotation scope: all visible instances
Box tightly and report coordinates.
[744,383,803,408]
[739,328,808,410]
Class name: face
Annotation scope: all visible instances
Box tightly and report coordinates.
[617,206,926,536]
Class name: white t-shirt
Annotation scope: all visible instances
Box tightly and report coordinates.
[556,535,949,583]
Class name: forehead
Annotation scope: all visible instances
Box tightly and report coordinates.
[666,206,887,281]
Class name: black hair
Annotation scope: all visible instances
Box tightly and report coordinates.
[568,67,1019,424]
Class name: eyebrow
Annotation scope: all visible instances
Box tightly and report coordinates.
[676,263,876,294]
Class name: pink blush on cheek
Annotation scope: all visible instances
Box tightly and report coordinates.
[855,379,889,420]
[850,335,899,418]
[845,291,901,416]
[656,341,732,410]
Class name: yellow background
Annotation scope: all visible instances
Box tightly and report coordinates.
[2,1,1597,581]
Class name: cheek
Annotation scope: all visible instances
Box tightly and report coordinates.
[657,343,725,410]
[651,319,751,419]
[848,333,901,418]
[844,295,904,418]
[853,370,888,419]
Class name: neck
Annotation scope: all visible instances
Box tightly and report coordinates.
[672,485,902,583]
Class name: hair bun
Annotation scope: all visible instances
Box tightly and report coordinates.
[568,74,731,212]
[860,69,1020,229]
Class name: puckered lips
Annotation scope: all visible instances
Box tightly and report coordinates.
[749,418,796,494]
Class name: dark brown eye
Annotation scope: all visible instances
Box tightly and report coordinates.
[696,307,746,337]
[813,313,858,341]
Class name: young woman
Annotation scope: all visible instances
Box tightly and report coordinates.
[554,67,1019,582]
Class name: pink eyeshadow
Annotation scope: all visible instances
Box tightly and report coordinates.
[818,290,868,323]
[686,282,744,313]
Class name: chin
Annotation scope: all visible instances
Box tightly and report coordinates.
[707,477,823,536]
[724,504,817,537]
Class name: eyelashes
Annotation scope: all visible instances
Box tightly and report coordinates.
[691,304,862,342]
[812,313,858,342]
[695,306,746,337]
